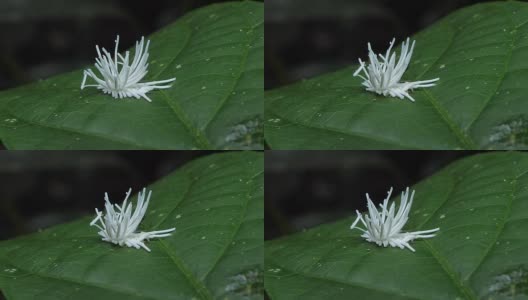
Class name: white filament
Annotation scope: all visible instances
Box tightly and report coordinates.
[350,187,439,252]
[81,35,176,102]
[90,187,175,252]
[353,38,439,102]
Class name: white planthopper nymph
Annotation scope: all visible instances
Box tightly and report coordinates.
[90,187,175,252]
[350,187,439,252]
[81,35,176,102]
[353,38,439,102]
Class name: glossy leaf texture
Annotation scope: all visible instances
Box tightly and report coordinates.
[265,152,528,299]
[0,1,263,150]
[265,1,528,150]
[0,152,263,300]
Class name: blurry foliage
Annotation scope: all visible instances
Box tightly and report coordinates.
[0,151,215,241]
[265,0,495,89]
[264,151,483,240]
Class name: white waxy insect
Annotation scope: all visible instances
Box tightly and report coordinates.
[353,38,439,102]
[350,187,439,252]
[81,35,176,102]
[90,187,175,252]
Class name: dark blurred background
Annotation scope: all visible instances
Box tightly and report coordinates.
[265,151,486,240]
[0,0,250,91]
[0,151,217,242]
[265,0,497,89]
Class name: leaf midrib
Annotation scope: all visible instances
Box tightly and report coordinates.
[202,19,264,132]
[410,176,476,299]
[150,155,262,299]
[266,3,528,150]
[419,9,528,147]
[265,30,472,150]
[158,241,213,299]
[150,23,213,149]
[2,23,198,150]
[2,33,193,150]
[463,169,524,282]
[464,17,528,131]
[410,20,476,149]
[266,80,465,150]
[2,1,263,150]
[157,2,263,148]
[412,160,526,298]
[200,169,264,281]
[148,171,213,298]
[265,153,528,298]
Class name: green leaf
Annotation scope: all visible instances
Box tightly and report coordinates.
[0,1,263,150]
[265,1,528,150]
[265,152,528,299]
[0,151,263,300]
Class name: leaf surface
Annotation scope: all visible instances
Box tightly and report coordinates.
[265,152,528,299]
[265,1,528,150]
[0,1,263,150]
[0,152,263,300]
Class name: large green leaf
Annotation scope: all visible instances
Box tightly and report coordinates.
[265,152,528,299]
[265,1,528,150]
[0,151,263,299]
[0,1,263,150]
